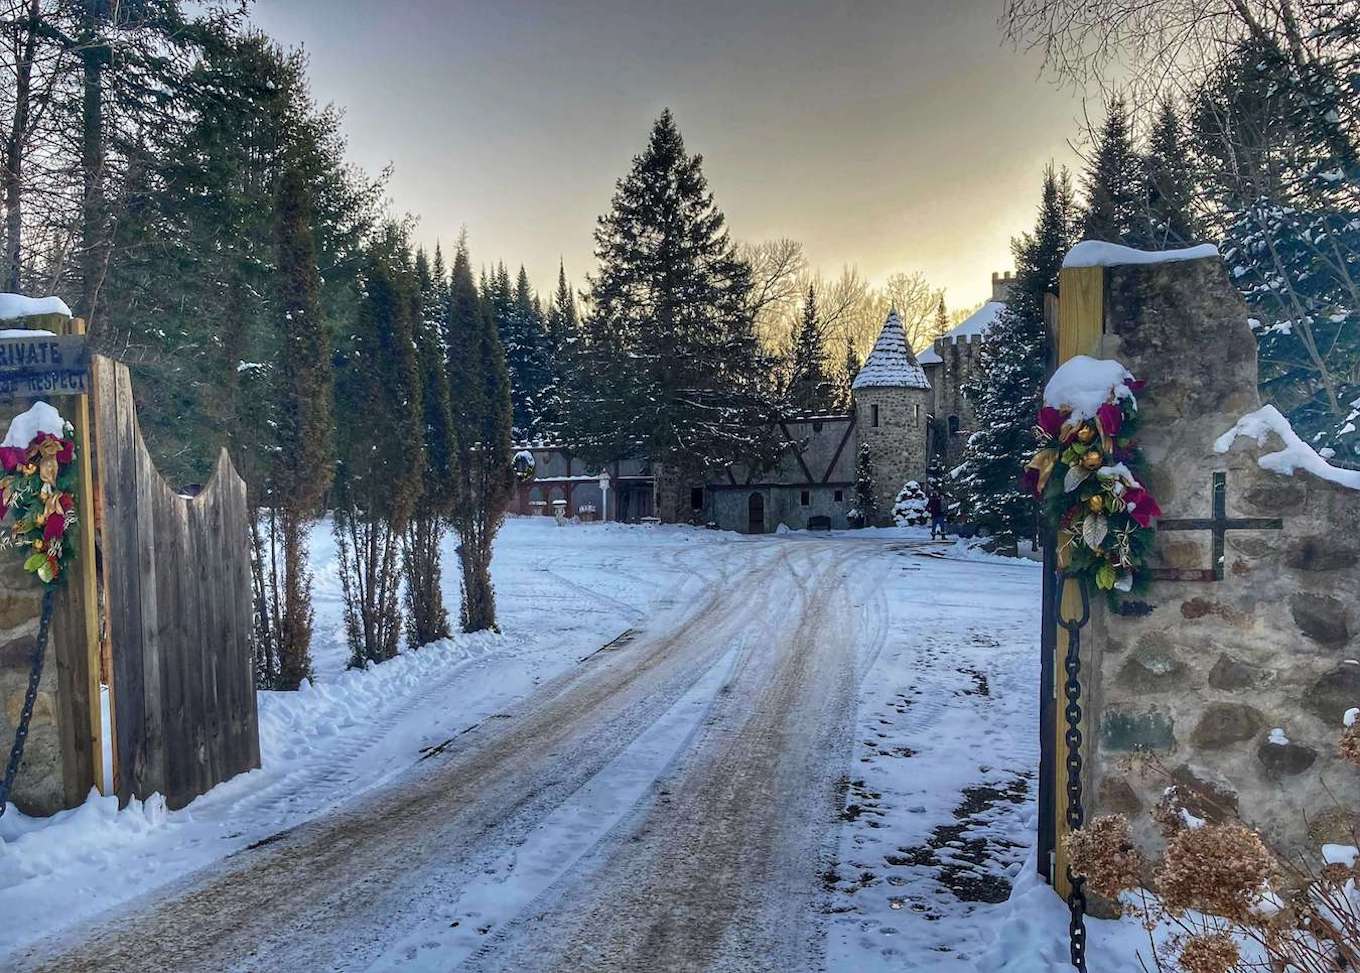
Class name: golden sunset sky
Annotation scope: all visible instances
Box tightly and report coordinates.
[253,0,1087,309]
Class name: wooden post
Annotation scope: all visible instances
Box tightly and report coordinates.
[1050,267,1105,897]
[29,316,106,805]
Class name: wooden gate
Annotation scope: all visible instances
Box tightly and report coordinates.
[92,356,259,809]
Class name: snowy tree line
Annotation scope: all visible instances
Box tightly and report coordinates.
[954,0,1360,550]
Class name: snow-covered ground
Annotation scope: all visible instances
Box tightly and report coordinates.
[0,517,741,958]
[1,518,1153,971]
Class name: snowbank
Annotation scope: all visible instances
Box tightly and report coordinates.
[1,401,67,447]
[1062,241,1219,269]
[1214,405,1360,491]
[0,294,72,321]
[1043,355,1136,423]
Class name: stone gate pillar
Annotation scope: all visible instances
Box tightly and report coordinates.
[1054,249,1360,876]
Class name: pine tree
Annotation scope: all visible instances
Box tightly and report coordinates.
[933,296,950,341]
[333,228,424,667]
[840,335,861,411]
[956,164,1077,552]
[1139,98,1200,247]
[403,249,458,648]
[850,442,876,527]
[260,160,336,691]
[566,110,778,474]
[786,285,835,413]
[445,236,514,633]
[1081,98,1142,244]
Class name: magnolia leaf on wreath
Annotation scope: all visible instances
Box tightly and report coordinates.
[1082,512,1108,550]
[23,551,45,572]
[1064,465,1090,494]
[1095,562,1118,591]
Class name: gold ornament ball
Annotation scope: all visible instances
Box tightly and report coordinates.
[32,539,43,550]
[1080,449,1104,471]
[1075,424,1096,444]
[1087,494,1105,513]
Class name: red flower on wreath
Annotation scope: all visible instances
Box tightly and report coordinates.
[0,445,25,471]
[43,513,65,541]
[1037,405,1065,438]
[1096,402,1123,438]
[1122,488,1162,528]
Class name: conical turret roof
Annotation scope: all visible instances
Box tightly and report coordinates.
[852,310,930,390]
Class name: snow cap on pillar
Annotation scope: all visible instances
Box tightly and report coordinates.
[852,309,931,390]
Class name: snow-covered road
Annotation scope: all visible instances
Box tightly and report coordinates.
[3,521,1071,972]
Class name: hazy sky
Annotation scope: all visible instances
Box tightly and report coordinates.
[251,0,1087,309]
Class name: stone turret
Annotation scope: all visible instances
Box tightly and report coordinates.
[852,310,931,522]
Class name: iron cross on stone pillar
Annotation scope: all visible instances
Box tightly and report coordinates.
[1149,471,1283,581]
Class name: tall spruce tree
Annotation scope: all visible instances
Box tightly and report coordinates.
[1139,98,1200,247]
[445,237,514,632]
[933,296,950,341]
[566,110,778,474]
[956,164,1077,552]
[1081,98,1143,244]
[786,285,835,413]
[403,249,458,648]
[541,260,579,434]
[333,228,424,667]
[261,161,335,690]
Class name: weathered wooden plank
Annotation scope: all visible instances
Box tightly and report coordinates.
[94,357,133,802]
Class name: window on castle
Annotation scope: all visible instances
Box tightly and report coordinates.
[690,487,704,510]
[948,414,960,436]
[871,404,880,427]
[834,489,844,503]
[914,403,921,424]
[800,489,811,506]
[812,421,822,433]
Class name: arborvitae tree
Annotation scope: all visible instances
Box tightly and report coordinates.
[403,249,458,648]
[566,109,778,474]
[1081,98,1143,244]
[1139,98,1200,247]
[850,442,876,527]
[333,229,424,666]
[445,237,514,632]
[956,164,1077,552]
[786,285,836,413]
[259,161,335,690]
[839,334,861,410]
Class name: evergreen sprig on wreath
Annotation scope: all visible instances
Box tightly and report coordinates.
[1024,367,1161,593]
[0,426,78,586]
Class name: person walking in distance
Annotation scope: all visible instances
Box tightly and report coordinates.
[927,490,947,540]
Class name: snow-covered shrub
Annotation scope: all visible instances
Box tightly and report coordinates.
[892,480,929,527]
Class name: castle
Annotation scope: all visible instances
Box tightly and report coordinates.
[510,273,1012,531]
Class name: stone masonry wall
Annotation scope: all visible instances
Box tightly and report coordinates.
[0,395,66,815]
[853,386,930,524]
[1084,256,1360,869]
[924,334,982,469]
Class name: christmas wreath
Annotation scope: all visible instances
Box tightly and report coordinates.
[0,404,78,586]
[1024,357,1161,593]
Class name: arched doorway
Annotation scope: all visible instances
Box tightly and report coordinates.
[747,492,765,534]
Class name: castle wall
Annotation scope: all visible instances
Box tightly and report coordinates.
[924,333,983,469]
